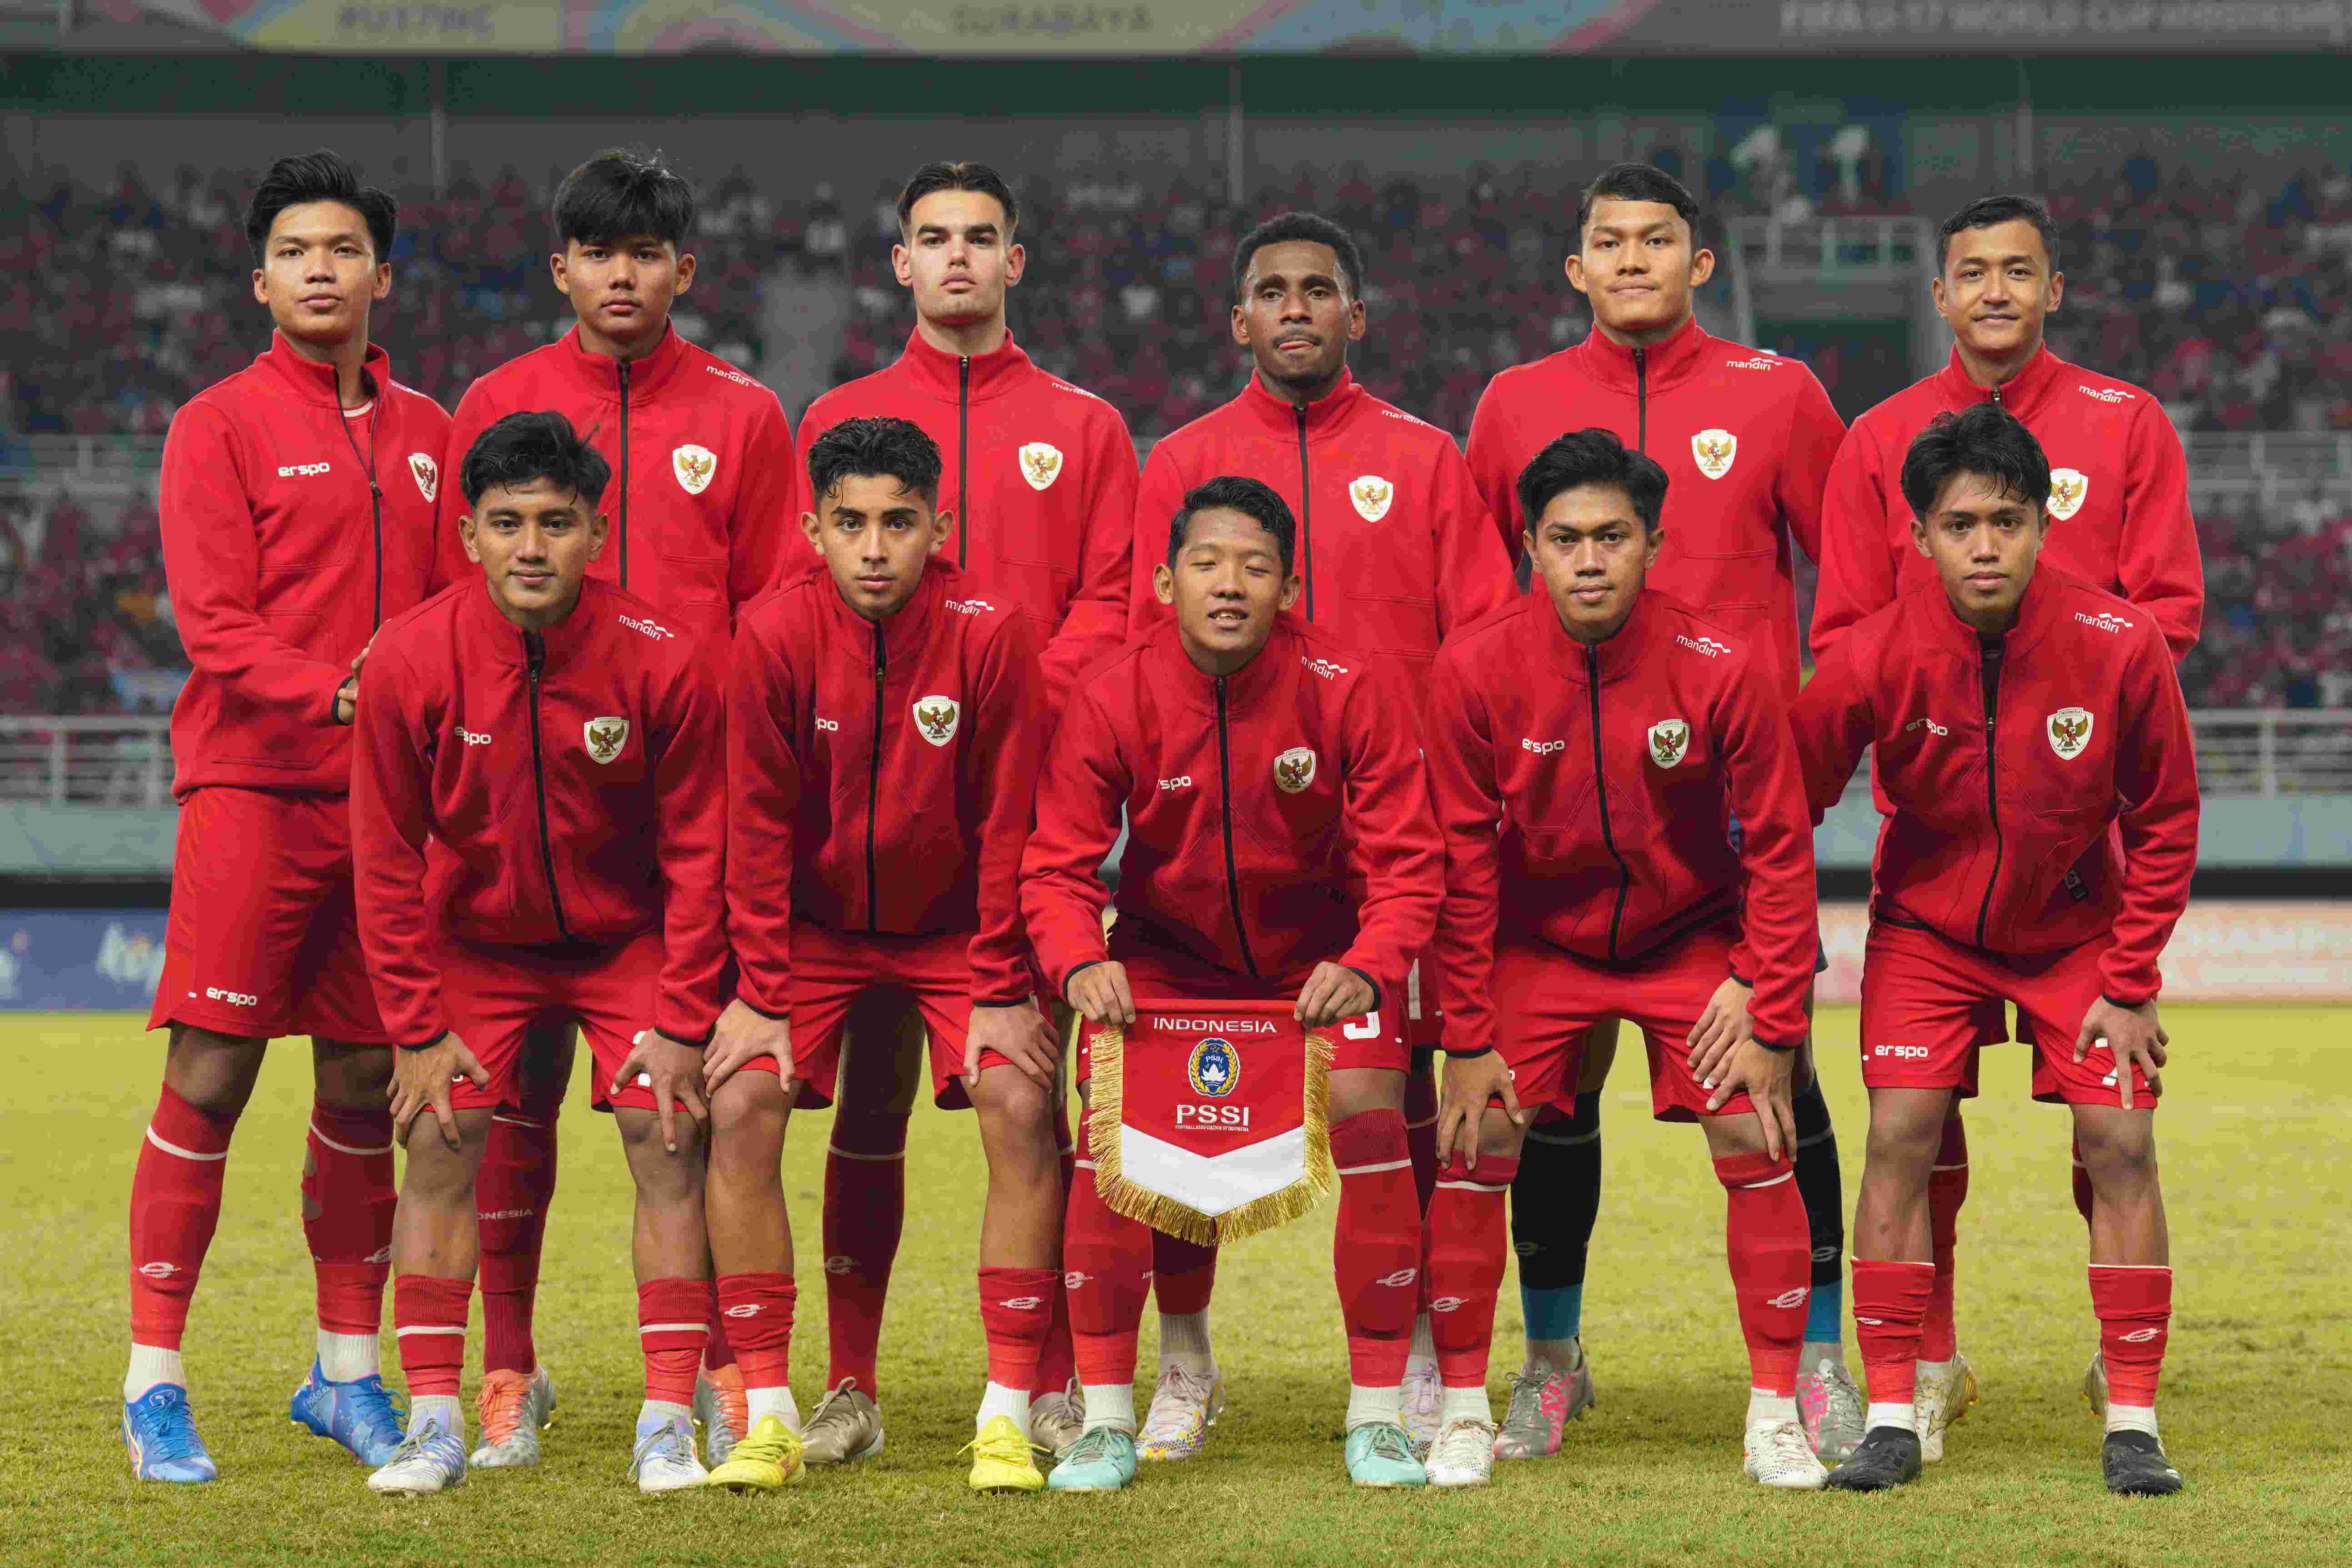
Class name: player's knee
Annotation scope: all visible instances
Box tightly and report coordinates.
[1477,1107,1525,1161]
[163,1025,267,1115]
[1328,1067,1404,1123]
[311,1038,393,1106]
[399,1126,482,1203]
[970,1068,1056,1160]
[2075,1114,2157,1187]
[708,1074,787,1167]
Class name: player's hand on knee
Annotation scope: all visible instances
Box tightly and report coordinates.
[1687,975,1754,1085]
[1438,1048,1522,1170]
[1064,961,1135,1026]
[1712,1039,1796,1160]
[392,1032,487,1151]
[965,997,1059,1090]
[618,1030,710,1153]
[705,997,791,1095]
[1294,962,1374,1028]
[2076,996,2166,1110]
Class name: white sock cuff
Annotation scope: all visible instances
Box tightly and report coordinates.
[1081,1383,1137,1434]
[1438,1383,1493,1427]
[1865,1400,1918,1433]
[2106,1402,2161,1438]
[1345,1382,1403,1431]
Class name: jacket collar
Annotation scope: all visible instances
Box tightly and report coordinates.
[1146,617,1297,717]
[893,328,1035,403]
[1570,315,1709,395]
[466,573,608,672]
[1236,365,1364,438]
[1930,342,2065,420]
[1543,588,1666,684]
[553,322,689,402]
[1919,561,2068,664]
[257,331,391,408]
[817,555,955,664]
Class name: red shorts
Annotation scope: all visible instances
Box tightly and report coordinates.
[781,925,1012,1111]
[1492,925,1754,1121]
[149,786,389,1044]
[437,927,667,1113]
[1859,920,2156,1107]
[1072,943,1406,1081]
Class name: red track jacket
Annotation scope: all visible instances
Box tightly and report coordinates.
[727,562,1047,1014]
[797,331,1138,702]
[434,325,799,650]
[1810,345,2202,663]
[1466,318,1845,696]
[1128,371,1514,688]
[159,333,447,797]
[1791,565,2199,1004]
[351,578,729,1048]
[1424,591,1819,1054]
[1020,619,1443,1004]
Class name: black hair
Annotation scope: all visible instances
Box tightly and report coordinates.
[1166,475,1297,573]
[1936,193,2061,276]
[1231,211,1365,304]
[460,410,612,508]
[245,150,396,265]
[807,416,944,507]
[1899,404,2052,520]
[896,161,1020,237]
[1517,428,1669,536]
[1576,161,1702,237]
[553,147,696,250]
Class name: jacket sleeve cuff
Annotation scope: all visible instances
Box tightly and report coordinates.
[1059,959,1106,995]
[1441,1042,1496,1060]
[973,996,1032,1009]
[397,1029,450,1052]
[2100,989,2153,1010]
[1344,967,1383,1013]
[1752,1035,1799,1054]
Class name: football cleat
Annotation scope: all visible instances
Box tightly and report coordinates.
[695,1365,749,1467]
[1425,1418,1498,1488]
[1045,1426,1138,1492]
[1400,1359,1442,1456]
[1030,1378,1086,1458]
[1915,1353,1979,1463]
[2082,1351,2110,1420]
[630,1412,709,1493]
[1825,1426,1923,1492]
[961,1414,1047,1493]
[1135,1365,1223,1462]
[1743,1417,1829,1490]
[1796,1358,1866,1462]
[1494,1354,1594,1460]
[799,1378,885,1464]
[367,1410,466,1496]
[1344,1421,1428,1488]
[289,1358,408,1467]
[123,1385,217,1484]
[471,1366,556,1468]
[704,1414,807,1492]
[2101,1429,2183,1497]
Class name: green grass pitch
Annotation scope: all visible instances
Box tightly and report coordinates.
[10,1005,2349,1567]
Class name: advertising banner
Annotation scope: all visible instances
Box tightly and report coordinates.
[0,910,167,1011]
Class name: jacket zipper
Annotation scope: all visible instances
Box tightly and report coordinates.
[617,358,632,588]
[866,619,885,934]
[1974,638,2005,946]
[523,632,575,943]
[1633,345,1648,452]
[333,387,384,626]
[1293,406,1315,620]
[957,356,971,568]
[1213,676,1261,976]
[1586,644,1632,961]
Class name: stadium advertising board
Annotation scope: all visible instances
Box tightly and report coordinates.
[0,911,168,1011]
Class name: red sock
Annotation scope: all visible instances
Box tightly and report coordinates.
[1923,1116,1968,1362]
[1151,1229,1218,1316]
[717,1271,796,1395]
[1426,1151,1517,1389]
[979,1266,1058,1393]
[393,1273,470,1398]
[304,1101,395,1337]
[823,1111,908,1397]
[1332,1109,1419,1388]
[638,1277,709,1407]
[1033,1098,1077,1398]
[1714,1151,1809,1395]
[477,1109,558,1376]
[128,1084,237,1349]
[2070,1130,2096,1227]
[2089,1265,2171,1407]
[1403,1060,1439,1216]
[704,1282,737,1373]
[1851,1259,1935,1406]
[1065,1121,1151,1389]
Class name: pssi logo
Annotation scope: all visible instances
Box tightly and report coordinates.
[1174,1103,1253,1130]
[1187,1035,1239,1097]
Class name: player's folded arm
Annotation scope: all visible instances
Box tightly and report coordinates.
[1016,687,1128,989]
[1332,664,1445,1003]
[2101,632,2203,1004]
[348,638,448,1048]
[724,618,805,1016]
[650,647,730,1046]
[1422,651,1507,1061]
[1713,646,1821,1050]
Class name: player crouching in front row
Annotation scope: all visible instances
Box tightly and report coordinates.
[1792,405,2197,1497]
[712,416,1066,1494]
[1022,477,1445,1492]
[350,412,731,1496]
[1424,430,1829,1491]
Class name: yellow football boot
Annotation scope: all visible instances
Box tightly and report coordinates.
[961,1414,1046,1493]
[704,1415,807,1492]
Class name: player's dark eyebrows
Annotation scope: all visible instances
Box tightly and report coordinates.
[1950,244,2041,269]
[915,220,999,241]
[270,222,367,246]
[1587,216,1675,238]
[1250,266,1339,293]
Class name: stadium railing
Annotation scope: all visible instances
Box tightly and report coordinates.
[1726,216,1931,279]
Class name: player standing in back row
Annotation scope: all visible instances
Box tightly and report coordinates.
[125,150,447,1483]
[1464,162,1857,1462]
[433,147,802,1471]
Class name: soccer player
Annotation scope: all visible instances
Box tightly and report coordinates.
[1462,162,1857,1461]
[126,150,447,1483]
[788,161,1139,1460]
[1025,476,1446,1492]
[1124,210,1515,1456]
[1808,194,2204,1457]
[1423,429,1825,1492]
[714,414,1062,1493]
[434,147,801,1468]
[351,410,729,1497]
[1791,405,2196,1496]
